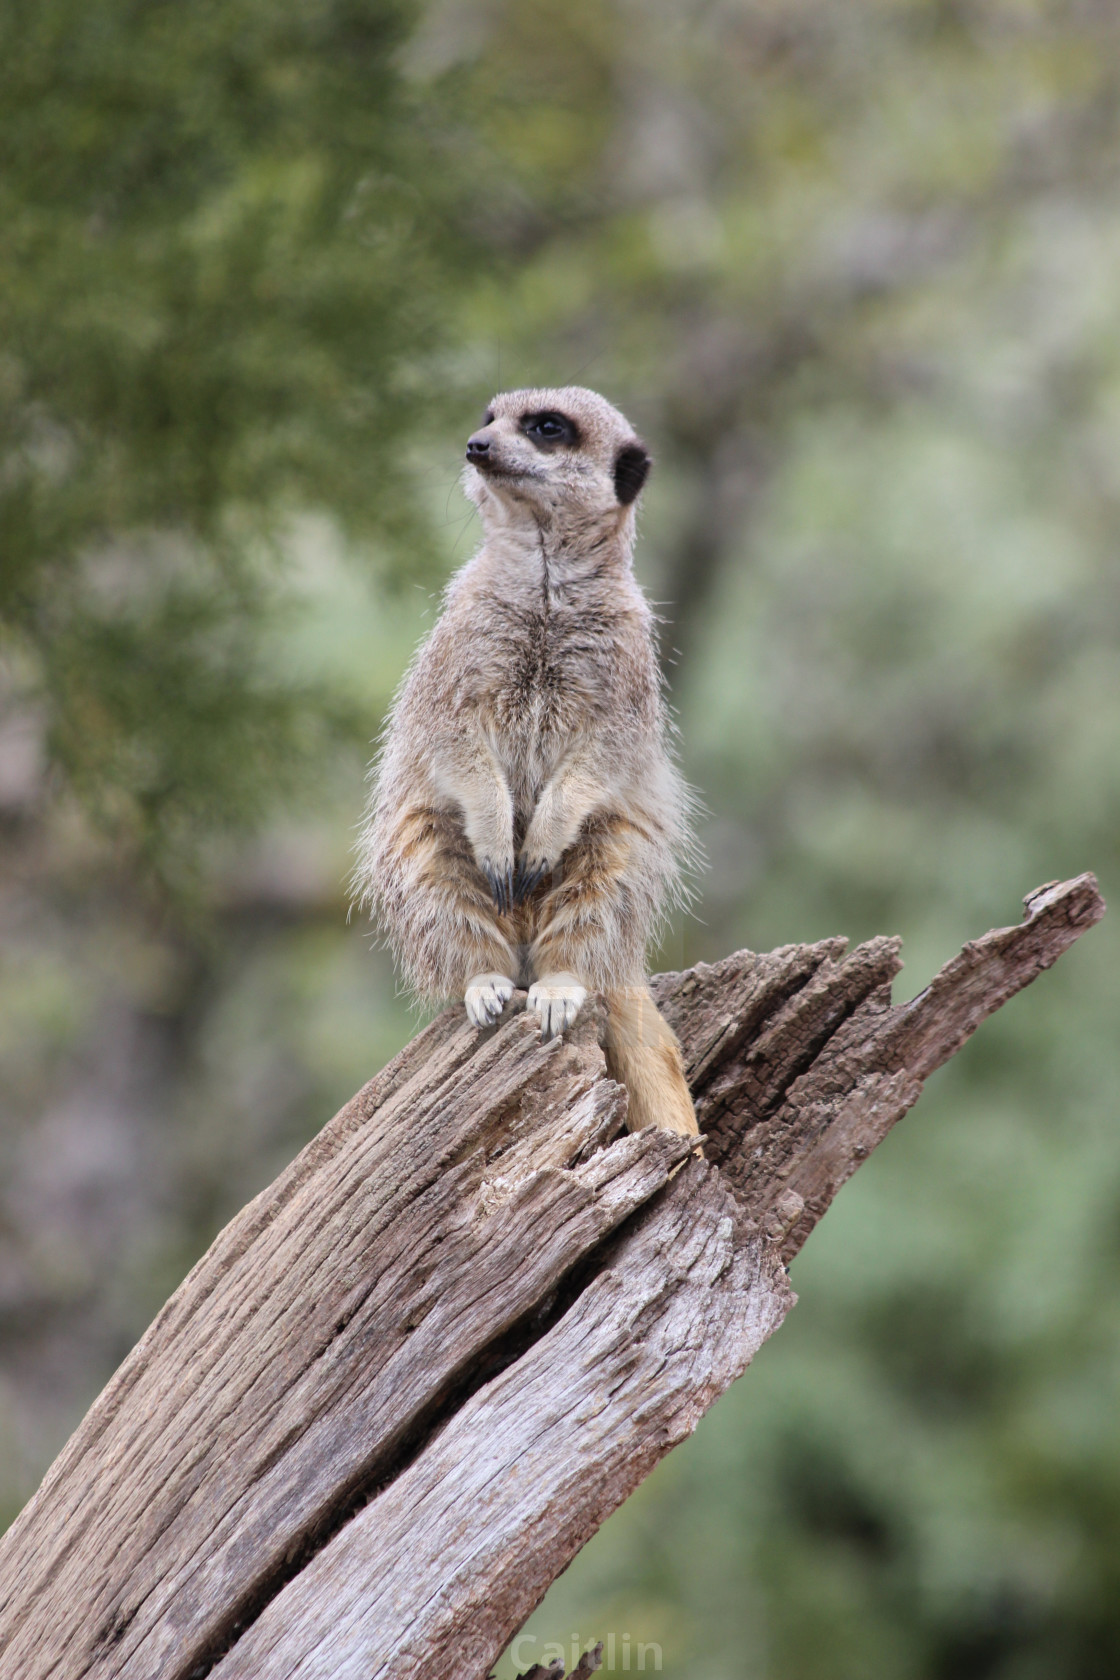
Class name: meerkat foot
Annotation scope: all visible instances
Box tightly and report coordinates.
[465,972,516,1029]
[527,972,588,1040]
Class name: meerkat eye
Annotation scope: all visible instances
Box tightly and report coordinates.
[520,410,579,448]
[482,409,495,425]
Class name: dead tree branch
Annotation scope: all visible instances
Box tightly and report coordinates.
[0,874,1103,1680]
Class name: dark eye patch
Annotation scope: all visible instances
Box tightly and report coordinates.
[520,410,580,449]
[482,408,495,425]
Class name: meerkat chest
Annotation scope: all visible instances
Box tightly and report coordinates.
[491,601,617,736]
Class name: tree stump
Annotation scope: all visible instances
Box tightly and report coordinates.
[0,875,1103,1680]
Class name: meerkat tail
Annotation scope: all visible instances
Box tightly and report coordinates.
[604,986,699,1138]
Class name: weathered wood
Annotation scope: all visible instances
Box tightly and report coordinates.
[0,1006,688,1680]
[0,874,1103,1680]
[213,1163,791,1680]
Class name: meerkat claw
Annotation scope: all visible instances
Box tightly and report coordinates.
[465,972,515,1028]
[513,856,551,904]
[527,973,588,1040]
[482,862,515,914]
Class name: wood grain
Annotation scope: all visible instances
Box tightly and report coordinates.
[212,1164,792,1680]
[0,875,1103,1680]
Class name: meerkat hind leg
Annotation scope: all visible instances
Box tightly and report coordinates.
[465,972,516,1029]
[527,971,589,1040]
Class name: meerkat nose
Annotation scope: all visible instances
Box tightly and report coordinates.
[465,433,492,464]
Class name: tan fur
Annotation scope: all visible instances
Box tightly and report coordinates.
[604,986,699,1137]
[354,385,699,1138]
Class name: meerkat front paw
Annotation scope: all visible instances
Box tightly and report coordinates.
[527,972,588,1040]
[465,972,516,1028]
[513,853,554,904]
[479,857,516,914]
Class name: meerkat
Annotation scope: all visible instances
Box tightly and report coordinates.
[354,385,699,1138]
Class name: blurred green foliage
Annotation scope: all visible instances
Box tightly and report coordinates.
[1,2,1119,1677]
[0,0,469,879]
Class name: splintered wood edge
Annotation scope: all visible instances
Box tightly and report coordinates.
[664,872,1105,1255]
[768,872,1106,1255]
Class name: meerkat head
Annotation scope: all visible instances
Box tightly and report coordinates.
[463,386,651,530]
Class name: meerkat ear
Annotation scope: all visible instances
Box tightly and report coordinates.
[614,442,651,505]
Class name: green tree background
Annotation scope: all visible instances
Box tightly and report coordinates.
[1,3,1118,1675]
